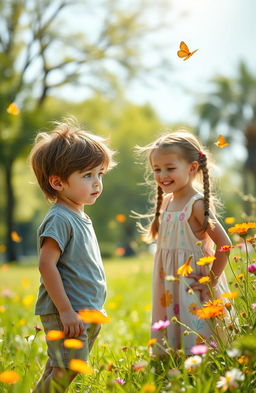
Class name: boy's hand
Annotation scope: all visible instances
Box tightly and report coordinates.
[59,309,85,337]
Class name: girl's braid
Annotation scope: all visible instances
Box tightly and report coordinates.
[199,152,210,231]
[150,185,163,239]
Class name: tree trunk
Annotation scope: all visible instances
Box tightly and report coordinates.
[4,159,18,262]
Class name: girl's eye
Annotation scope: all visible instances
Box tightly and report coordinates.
[167,168,175,171]
[153,168,160,172]
[83,173,91,178]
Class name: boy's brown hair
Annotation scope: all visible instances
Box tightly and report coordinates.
[29,117,116,201]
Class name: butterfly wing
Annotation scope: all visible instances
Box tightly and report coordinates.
[214,135,229,148]
[178,42,198,61]
[177,50,188,58]
[180,41,189,52]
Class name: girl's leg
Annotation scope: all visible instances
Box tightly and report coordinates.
[33,367,78,393]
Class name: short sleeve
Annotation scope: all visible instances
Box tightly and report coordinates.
[39,213,71,253]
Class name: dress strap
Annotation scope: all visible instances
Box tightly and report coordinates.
[185,193,204,219]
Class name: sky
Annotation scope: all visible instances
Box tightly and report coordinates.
[126,0,256,125]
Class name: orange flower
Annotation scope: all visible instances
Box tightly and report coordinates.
[196,256,215,265]
[177,256,193,277]
[6,102,20,115]
[141,384,156,393]
[160,290,173,307]
[64,339,84,349]
[0,370,20,384]
[11,231,22,243]
[46,330,65,341]
[221,291,239,300]
[198,276,210,284]
[115,247,125,256]
[228,222,256,236]
[147,338,157,347]
[69,359,93,374]
[78,309,111,324]
[115,214,126,223]
[197,299,226,319]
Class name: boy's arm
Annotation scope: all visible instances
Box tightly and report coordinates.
[39,236,84,337]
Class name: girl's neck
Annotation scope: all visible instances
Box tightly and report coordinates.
[170,186,198,210]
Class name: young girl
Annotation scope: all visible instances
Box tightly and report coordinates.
[30,118,115,393]
[137,131,232,354]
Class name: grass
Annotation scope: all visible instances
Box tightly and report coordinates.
[0,247,256,392]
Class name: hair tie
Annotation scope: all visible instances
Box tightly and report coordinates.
[199,151,204,159]
[204,211,210,216]
[155,212,160,217]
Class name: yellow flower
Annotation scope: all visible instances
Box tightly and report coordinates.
[0,306,6,313]
[196,256,215,265]
[147,338,157,347]
[221,291,239,300]
[69,359,93,374]
[0,370,20,384]
[141,384,156,392]
[64,339,84,349]
[78,309,111,324]
[177,256,193,277]
[22,294,35,307]
[198,276,210,284]
[225,217,235,224]
[6,102,20,115]
[46,330,65,341]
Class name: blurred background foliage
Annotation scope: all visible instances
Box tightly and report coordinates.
[0,0,255,262]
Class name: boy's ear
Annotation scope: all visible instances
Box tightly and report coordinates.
[190,161,199,174]
[49,175,64,191]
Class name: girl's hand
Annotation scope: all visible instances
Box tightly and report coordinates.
[187,274,212,302]
[59,309,85,338]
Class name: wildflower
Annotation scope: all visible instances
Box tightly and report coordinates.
[221,291,239,300]
[69,359,93,374]
[196,256,216,265]
[246,236,256,244]
[165,275,179,282]
[115,214,126,223]
[78,309,111,324]
[147,338,157,347]
[226,348,241,357]
[46,330,65,341]
[6,102,20,115]
[228,222,256,236]
[115,377,125,385]
[252,303,256,310]
[233,256,240,262]
[2,289,12,297]
[225,302,232,310]
[190,344,208,355]
[177,255,193,277]
[132,360,148,371]
[219,245,234,252]
[64,339,84,349]
[225,217,235,224]
[216,368,244,391]
[141,384,156,392]
[198,276,210,284]
[210,341,217,349]
[197,299,226,319]
[33,325,42,332]
[152,320,170,330]
[184,355,202,371]
[22,294,35,307]
[248,263,256,274]
[168,369,181,377]
[11,231,22,242]
[0,370,20,384]
[236,273,244,281]
[237,356,249,365]
[115,247,125,256]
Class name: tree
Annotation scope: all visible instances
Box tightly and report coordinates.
[196,62,256,214]
[0,0,172,261]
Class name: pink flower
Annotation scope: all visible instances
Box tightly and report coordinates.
[252,303,256,310]
[152,320,170,331]
[190,344,208,355]
[115,378,125,385]
[248,263,256,274]
[210,341,217,348]
[33,325,42,332]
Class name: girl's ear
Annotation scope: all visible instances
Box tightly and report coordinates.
[49,175,64,191]
[190,161,199,175]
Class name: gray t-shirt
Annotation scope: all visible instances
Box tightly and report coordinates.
[35,204,106,315]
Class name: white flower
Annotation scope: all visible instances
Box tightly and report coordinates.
[226,348,241,358]
[216,368,245,391]
[184,355,202,370]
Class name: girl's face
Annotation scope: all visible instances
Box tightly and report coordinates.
[150,148,198,195]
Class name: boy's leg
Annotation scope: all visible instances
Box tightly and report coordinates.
[32,358,52,393]
[33,367,77,393]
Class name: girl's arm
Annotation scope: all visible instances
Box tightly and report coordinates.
[39,237,84,337]
[189,199,232,300]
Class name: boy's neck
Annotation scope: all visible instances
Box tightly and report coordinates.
[56,199,87,219]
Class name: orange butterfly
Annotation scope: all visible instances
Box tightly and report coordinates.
[214,135,229,148]
[6,102,20,115]
[177,41,198,61]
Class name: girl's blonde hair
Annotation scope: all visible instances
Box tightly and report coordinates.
[135,130,216,241]
[29,117,116,201]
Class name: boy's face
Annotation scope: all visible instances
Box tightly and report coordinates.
[59,164,105,207]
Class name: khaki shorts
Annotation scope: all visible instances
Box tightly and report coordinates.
[40,313,101,368]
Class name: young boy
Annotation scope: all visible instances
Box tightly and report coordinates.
[29,118,115,393]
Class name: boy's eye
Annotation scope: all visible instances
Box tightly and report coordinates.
[83,173,91,178]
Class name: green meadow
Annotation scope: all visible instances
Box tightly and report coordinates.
[0,249,256,393]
